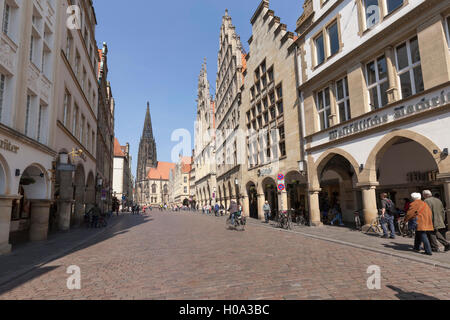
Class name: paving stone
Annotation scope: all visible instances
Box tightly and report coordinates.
[0,211,449,300]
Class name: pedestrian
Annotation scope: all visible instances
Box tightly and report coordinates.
[215,203,220,216]
[423,190,450,252]
[379,193,396,239]
[229,198,239,226]
[405,193,434,256]
[330,201,345,226]
[90,204,101,228]
[263,201,271,223]
[320,198,330,224]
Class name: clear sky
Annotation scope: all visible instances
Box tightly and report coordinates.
[94,0,304,176]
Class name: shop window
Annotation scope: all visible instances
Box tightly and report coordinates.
[2,2,10,35]
[366,55,389,110]
[25,95,32,137]
[445,16,450,48]
[276,85,283,100]
[37,103,48,144]
[257,102,262,114]
[72,104,78,136]
[386,0,403,15]
[0,74,5,124]
[315,33,325,66]
[270,106,276,120]
[363,0,380,29]
[395,36,423,99]
[336,77,351,123]
[269,91,275,105]
[277,101,284,116]
[316,87,331,130]
[327,21,340,56]
[268,68,274,83]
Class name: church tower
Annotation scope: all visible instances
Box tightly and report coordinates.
[136,102,158,183]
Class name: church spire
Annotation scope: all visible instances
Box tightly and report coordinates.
[142,101,154,139]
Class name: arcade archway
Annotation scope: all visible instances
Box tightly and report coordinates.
[246,182,258,219]
[262,177,278,219]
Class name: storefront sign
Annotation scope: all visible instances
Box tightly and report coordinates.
[407,171,438,183]
[257,167,273,177]
[329,89,450,141]
[0,138,19,154]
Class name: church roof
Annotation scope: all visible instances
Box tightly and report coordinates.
[147,162,176,180]
[114,138,125,157]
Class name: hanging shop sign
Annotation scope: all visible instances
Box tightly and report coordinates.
[0,138,19,154]
[329,89,450,141]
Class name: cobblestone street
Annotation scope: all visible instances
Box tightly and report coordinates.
[0,211,449,300]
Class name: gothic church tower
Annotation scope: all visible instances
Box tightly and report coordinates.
[136,102,158,183]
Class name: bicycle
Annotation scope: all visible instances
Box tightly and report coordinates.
[366,216,383,234]
[277,210,292,230]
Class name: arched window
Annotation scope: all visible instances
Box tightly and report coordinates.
[152,184,157,194]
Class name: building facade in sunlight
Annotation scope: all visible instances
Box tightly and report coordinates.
[113,138,133,210]
[240,1,304,221]
[193,61,217,208]
[292,0,450,231]
[214,10,246,212]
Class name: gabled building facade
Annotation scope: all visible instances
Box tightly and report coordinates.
[292,0,450,231]
[194,61,217,207]
[240,1,304,221]
[96,42,115,214]
[214,10,246,211]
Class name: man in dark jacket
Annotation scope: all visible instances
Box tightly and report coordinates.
[380,193,396,239]
[229,198,239,226]
[423,190,450,252]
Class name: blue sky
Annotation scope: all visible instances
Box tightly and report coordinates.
[95,0,303,176]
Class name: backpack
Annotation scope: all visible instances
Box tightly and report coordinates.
[384,199,396,215]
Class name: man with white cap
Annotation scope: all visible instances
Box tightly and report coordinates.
[423,190,450,252]
[405,193,434,256]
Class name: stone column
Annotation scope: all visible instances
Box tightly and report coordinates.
[437,173,450,237]
[242,195,250,218]
[29,200,51,242]
[257,194,265,221]
[385,47,399,103]
[357,182,379,231]
[308,189,322,227]
[0,196,16,255]
[58,170,73,231]
[279,191,288,211]
[328,82,338,126]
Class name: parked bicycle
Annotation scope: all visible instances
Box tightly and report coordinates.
[277,210,292,230]
[365,213,383,234]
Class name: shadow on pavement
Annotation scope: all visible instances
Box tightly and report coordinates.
[387,285,440,300]
[382,242,415,252]
[0,266,60,296]
[0,214,153,297]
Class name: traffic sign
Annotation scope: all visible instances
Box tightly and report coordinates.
[278,184,285,192]
[277,173,284,181]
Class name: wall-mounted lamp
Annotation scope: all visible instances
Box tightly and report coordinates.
[360,164,364,172]
[298,160,306,173]
[15,169,21,177]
